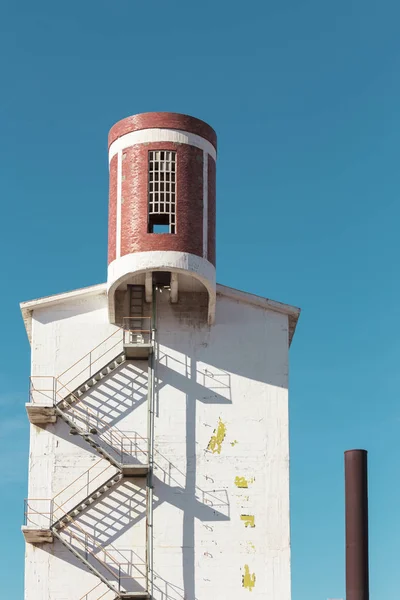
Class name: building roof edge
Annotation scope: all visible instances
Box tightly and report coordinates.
[20,283,107,343]
[216,283,300,346]
[20,281,300,346]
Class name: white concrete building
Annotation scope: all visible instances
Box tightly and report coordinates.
[21,112,300,600]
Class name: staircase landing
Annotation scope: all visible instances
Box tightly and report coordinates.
[25,403,56,425]
[122,464,149,477]
[124,342,152,359]
[117,594,150,599]
[21,526,53,544]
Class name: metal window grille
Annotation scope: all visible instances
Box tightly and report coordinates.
[148,151,176,233]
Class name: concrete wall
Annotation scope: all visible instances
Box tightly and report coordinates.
[25,288,291,600]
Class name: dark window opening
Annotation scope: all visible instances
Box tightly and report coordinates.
[148,213,171,234]
[148,150,176,234]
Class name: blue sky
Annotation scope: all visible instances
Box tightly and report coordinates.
[1,0,400,597]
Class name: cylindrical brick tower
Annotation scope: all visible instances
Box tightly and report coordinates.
[107,112,217,325]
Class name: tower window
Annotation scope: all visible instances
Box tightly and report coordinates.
[148,151,176,233]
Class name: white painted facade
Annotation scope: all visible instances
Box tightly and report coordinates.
[22,283,298,600]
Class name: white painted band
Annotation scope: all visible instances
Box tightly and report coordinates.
[109,128,217,163]
[203,151,208,259]
[107,251,216,325]
[116,151,122,259]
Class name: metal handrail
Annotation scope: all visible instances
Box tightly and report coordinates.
[58,338,122,392]
[58,329,122,380]
[53,458,105,503]
[57,522,124,584]
[24,498,52,527]
[57,317,150,391]
[54,508,147,587]
[24,456,112,526]
[54,384,148,462]
[53,461,116,517]
[29,375,149,462]
[24,498,147,586]
[79,582,112,600]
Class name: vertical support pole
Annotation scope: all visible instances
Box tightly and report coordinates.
[146,286,156,596]
[345,449,369,600]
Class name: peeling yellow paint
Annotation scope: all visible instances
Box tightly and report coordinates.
[207,418,226,454]
[235,476,249,488]
[240,515,255,528]
[242,564,256,591]
[230,439,238,446]
[248,542,256,551]
[236,476,255,487]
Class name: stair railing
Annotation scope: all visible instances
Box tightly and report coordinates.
[55,520,123,592]
[29,376,56,405]
[79,582,113,600]
[24,459,118,529]
[54,512,147,593]
[57,328,123,396]
[55,385,148,465]
[123,317,152,345]
[24,498,52,529]
[29,375,148,466]
[51,459,118,523]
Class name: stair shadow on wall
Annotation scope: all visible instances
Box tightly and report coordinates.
[51,465,228,554]
[152,339,234,600]
[41,449,228,599]
[156,353,232,412]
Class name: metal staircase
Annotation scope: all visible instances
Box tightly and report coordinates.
[54,383,148,476]
[60,353,126,407]
[24,285,154,600]
[51,471,123,530]
[52,517,146,598]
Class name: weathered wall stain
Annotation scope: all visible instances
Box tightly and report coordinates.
[242,564,256,591]
[240,514,255,528]
[207,417,226,454]
[240,541,256,554]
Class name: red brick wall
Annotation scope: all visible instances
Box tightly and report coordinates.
[207,156,216,266]
[109,112,217,151]
[117,142,205,262]
[108,154,118,264]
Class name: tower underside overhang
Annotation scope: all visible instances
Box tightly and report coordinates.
[107,250,216,325]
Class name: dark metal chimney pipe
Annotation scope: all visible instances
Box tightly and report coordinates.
[345,449,369,600]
